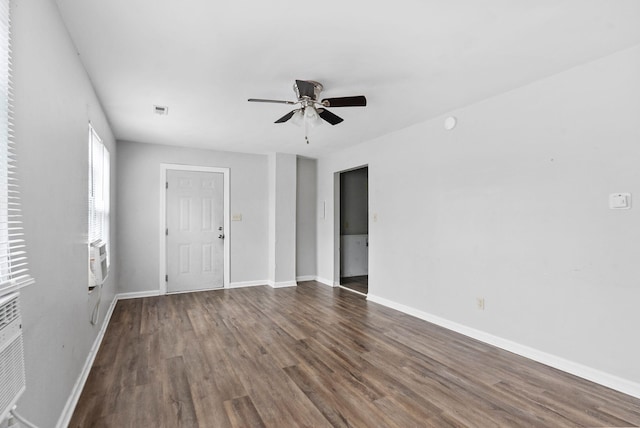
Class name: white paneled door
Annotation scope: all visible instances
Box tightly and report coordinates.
[166,170,224,293]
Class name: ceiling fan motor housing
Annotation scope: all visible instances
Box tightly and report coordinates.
[294,80,323,101]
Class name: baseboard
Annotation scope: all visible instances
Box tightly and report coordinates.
[315,277,335,287]
[117,290,160,300]
[166,287,225,295]
[228,280,267,289]
[295,275,316,282]
[366,294,640,400]
[267,280,297,288]
[56,294,119,428]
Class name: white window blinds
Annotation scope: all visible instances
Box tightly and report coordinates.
[88,125,109,264]
[0,0,34,295]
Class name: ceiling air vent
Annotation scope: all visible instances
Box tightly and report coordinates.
[154,105,168,115]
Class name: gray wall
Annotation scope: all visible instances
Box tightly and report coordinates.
[340,167,368,235]
[296,157,317,279]
[267,153,297,285]
[317,45,640,385]
[11,0,118,424]
[116,140,269,291]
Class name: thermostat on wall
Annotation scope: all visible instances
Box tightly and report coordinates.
[609,193,631,209]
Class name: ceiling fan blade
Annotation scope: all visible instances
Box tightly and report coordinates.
[248,98,296,105]
[321,95,367,107]
[318,108,344,125]
[296,80,316,98]
[274,110,297,123]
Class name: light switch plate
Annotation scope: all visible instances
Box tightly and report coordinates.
[609,193,631,209]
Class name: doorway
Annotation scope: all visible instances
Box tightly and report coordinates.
[339,166,368,295]
[160,164,230,294]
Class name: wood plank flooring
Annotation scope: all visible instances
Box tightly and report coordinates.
[70,282,640,427]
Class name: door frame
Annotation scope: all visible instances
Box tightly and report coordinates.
[159,163,230,294]
[333,164,369,289]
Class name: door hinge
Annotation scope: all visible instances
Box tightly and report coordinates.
[166,182,168,189]
[166,228,168,236]
[165,274,168,282]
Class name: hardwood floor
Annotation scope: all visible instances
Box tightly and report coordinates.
[340,275,368,295]
[71,282,640,427]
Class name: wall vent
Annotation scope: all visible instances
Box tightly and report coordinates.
[154,105,169,115]
[0,292,25,422]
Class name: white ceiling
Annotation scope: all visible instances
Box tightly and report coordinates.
[54,0,640,157]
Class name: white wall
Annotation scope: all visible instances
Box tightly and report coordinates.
[296,157,317,279]
[117,140,269,291]
[11,0,118,425]
[317,45,640,386]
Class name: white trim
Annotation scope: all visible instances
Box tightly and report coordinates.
[229,280,267,289]
[166,287,225,296]
[333,164,370,288]
[160,163,230,294]
[267,280,297,288]
[315,277,335,287]
[366,293,640,400]
[117,290,161,300]
[333,172,341,285]
[56,294,119,428]
[295,275,316,282]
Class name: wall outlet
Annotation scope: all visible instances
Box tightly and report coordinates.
[609,193,631,209]
[232,213,242,221]
[476,297,485,310]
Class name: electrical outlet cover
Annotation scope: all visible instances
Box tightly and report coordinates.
[609,193,631,209]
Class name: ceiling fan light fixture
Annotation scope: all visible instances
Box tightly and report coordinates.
[291,109,304,127]
[304,106,323,128]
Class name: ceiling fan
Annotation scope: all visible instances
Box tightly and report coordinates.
[248,80,367,143]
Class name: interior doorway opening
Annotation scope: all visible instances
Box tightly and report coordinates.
[339,166,368,295]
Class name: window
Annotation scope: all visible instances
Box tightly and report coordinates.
[88,125,109,287]
[0,0,34,296]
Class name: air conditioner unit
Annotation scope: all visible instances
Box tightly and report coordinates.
[0,292,25,422]
[89,240,108,288]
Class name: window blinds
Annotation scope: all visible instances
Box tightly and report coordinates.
[0,0,34,295]
[88,125,109,265]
